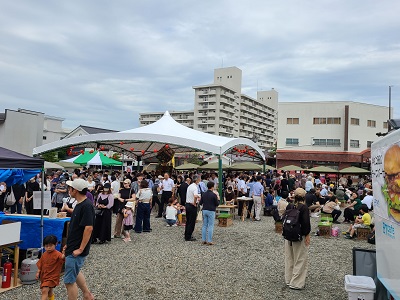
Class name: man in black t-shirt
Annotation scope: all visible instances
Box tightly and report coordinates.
[64,179,95,300]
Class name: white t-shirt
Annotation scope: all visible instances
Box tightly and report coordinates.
[162,178,175,192]
[186,183,199,204]
[165,206,177,220]
[362,195,374,209]
[111,181,120,194]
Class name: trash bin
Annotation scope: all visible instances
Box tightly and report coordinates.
[344,275,376,300]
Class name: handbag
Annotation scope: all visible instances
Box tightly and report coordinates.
[196,208,203,222]
[6,188,16,206]
[94,208,104,216]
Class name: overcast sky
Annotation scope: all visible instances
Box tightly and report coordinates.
[1,1,399,131]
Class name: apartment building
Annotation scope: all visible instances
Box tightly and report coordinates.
[140,111,195,128]
[276,101,389,169]
[139,67,278,149]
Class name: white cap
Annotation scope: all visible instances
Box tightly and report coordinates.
[66,179,88,191]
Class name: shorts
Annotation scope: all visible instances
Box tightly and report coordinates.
[354,224,368,229]
[64,254,86,284]
[124,225,133,231]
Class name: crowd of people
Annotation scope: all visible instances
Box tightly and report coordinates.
[0,166,374,296]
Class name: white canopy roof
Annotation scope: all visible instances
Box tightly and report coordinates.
[33,111,266,161]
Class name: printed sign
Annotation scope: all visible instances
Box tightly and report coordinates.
[33,191,52,210]
[372,141,400,299]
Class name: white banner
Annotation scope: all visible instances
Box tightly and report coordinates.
[33,191,52,210]
[372,141,400,299]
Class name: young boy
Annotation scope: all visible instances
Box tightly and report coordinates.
[36,235,66,300]
[345,204,371,239]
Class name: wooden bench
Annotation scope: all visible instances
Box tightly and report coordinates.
[318,222,332,237]
[218,215,233,227]
[216,205,237,219]
[356,227,371,240]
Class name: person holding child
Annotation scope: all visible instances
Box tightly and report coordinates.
[36,235,66,300]
[135,180,152,233]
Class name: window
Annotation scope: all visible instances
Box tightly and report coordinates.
[327,117,341,124]
[43,136,47,140]
[313,139,340,146]
[314,117,341,124]
[286,138,299,145]
[367,141,373,148]
[350,140,360,148]
[383,122,388,129]
[351,118,360,125]
[367,120,376,127]
[287,118,299,124]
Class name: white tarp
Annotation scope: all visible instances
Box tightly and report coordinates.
[371,129,400,300]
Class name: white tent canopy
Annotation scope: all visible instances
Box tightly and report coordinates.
[33,111,266,161]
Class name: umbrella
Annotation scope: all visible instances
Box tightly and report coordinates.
[307,166,338,173]
[279,164,304,171]
[339,166,370,174]
[175,163,200,170]
[230,162,263,171]
[86,152,123,166]
[200,162,229,170]
[44,161,64,169]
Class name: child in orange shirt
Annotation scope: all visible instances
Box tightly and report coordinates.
[36,235,66,300]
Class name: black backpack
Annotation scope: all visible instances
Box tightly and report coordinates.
[282,204,302,242]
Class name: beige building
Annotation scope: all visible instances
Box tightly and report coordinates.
[276,101,389,169]
[139,67,278,149]
[0,108,70,155]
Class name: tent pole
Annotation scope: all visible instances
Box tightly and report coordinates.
[218,155,223,204]
[41,168,45,253]
[263,161,266,173]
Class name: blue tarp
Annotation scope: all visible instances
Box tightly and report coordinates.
[0,169,41,186]
[0,213,70,250]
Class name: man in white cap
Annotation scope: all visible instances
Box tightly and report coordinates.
[64,179,95,300]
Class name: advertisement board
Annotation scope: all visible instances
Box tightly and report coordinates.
[371,134,400,300]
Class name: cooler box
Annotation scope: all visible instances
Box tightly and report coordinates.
[344,275,376,300]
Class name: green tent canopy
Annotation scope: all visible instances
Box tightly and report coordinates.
[279,164,304,171]
[339,166,370,174]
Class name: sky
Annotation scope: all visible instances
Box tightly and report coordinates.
[0,0,399,131]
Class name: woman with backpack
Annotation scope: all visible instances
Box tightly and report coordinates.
[282,187,311,290]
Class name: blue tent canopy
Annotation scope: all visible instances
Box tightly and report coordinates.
[0,169,41,185]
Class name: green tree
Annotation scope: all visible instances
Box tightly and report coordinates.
[41,151,58,162]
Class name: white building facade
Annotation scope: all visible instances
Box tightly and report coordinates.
[276,101,389,169]
[139,67,278,149]
[0,108,70,156]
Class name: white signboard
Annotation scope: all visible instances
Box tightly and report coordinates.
[0,222,21,245]
[33,191,52,210]
[372,140,400,299]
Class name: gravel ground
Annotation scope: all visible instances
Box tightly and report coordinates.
[2,210,375,300]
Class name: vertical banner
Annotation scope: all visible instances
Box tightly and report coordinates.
[372,142,400,299]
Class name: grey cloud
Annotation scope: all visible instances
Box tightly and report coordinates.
[0,0,399,131]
